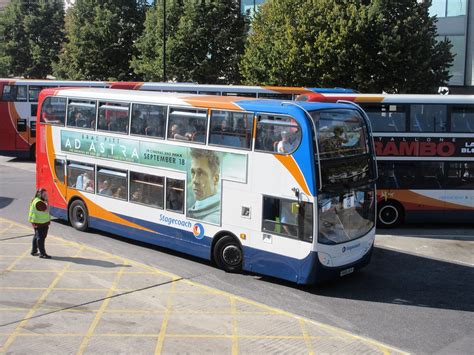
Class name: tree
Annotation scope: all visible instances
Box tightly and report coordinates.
[240,0,453,93]
[0,0,64,78]
[132,0,247,84]
[54,0,147,80]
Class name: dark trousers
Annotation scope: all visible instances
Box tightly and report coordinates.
[32,225,49,255]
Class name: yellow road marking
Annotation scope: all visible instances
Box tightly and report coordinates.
[230,296,238,355]
[154,278,178,354]
[300,319,315,355]
[76,262,128,355]
[0,217,407,355]
[0,246,85,352]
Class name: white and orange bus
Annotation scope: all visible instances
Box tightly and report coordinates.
[0,78,353,159]
[36,87,376,284]
[298,92,474,227]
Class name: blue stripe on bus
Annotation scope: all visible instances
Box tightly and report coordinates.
[50,206,317,284]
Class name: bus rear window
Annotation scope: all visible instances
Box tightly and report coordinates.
[40,97,66,125]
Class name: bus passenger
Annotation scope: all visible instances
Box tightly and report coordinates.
[170,124,188,140]
[42,105,57,123]
[99,180,112,196]
[114,186,126,199]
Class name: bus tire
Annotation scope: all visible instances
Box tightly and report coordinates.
[69,199,89,232]
[213,235,243,273]
[378,201,403,228]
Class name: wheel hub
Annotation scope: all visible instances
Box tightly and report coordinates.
[222,245,242,266]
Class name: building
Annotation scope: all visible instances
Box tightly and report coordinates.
[240,0,473,94]
[0,0,10,12]
[430,0,473,94]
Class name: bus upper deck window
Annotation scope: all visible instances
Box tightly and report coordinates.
[209,110,253,150]
[98,102,130,134]
[254,114,301,154]
[167,108,208,143]
[40,97,66,125]
[131,103,166,138]
[1,85,27,102]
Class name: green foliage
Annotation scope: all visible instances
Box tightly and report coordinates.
[0,0,64,78]
[241,0,454,93]
[54,0,147,81]
[132,0,247,83]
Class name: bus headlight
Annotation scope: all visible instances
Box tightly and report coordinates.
[318,252,332,266]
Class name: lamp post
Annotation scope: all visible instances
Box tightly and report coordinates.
[163,0,167,82]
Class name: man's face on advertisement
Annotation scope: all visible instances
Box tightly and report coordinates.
[191,156,218,201]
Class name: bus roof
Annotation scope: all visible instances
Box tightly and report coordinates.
[298,92,474,104]
[41,87,357,113]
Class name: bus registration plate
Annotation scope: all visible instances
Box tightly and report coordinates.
[340,267,354,277]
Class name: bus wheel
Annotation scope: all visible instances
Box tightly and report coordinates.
[378,201,403,228]
[69,200,89,232]
[213,236,243,273]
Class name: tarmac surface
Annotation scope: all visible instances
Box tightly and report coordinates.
[0,217,406,354]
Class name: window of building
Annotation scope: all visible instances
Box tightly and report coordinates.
[362,104,406,132]
[40,97,66,125]
[430,0,448,17]
[98,102,130,133]
[262,196,313,242]
[67,99,97,129]
[97,167,128,200]
[446,162,474,189]
[447,0,467,16]
[255,114,301,154]
[445,35,466,86]
[130,103,166,138]
[410,104,447,132]
[450,105,474,132]
[167,108,207,143]
[67,162,95,192]
[1,85,27,102]
[130,172,164,209]
[209,110,253,149]
[166,178,185,213]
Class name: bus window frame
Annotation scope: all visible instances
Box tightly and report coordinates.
[167,106,208,145]
[130,102,167,139]
[1,84,28,102]
[97,100,131,135]
[40,96,67,126]
[66,97,98,130]
[359,103,408,133]
[254,112,302,155]
[208,109,254,151]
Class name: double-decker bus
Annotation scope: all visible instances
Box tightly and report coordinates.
[298,92,474,227]
[0,79,111,158]
[36,87,376,284]
[0,78,353,159]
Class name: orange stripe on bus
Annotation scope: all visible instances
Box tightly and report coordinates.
[183,96,249,110]
[353,96,384,103]
[274,154,310,196]
[379,189,474,210]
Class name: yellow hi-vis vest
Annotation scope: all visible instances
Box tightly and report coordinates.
[28,197,50,224]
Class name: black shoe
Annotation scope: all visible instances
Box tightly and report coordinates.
[31,252,39,256]
[39,254,51,259]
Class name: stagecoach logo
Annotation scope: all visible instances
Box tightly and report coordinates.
[192,223,205,240]
[342,243,360,253]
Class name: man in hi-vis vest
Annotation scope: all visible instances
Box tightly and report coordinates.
[28,188,51,259]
